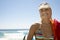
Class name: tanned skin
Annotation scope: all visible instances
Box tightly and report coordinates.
[27,6,53,40]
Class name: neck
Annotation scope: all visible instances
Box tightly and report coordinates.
[41,18,52,24]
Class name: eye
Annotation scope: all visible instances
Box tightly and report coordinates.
[40,9,43,12]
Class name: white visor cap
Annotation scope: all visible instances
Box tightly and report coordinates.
[38,3,51,10]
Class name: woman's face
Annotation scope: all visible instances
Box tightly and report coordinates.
[39,8,52,19]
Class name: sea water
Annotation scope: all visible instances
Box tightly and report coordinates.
[0,29,29,40]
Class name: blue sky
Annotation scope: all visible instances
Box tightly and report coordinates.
[0,0,60,29]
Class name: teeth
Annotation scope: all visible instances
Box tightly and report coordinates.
[42,14,47,17]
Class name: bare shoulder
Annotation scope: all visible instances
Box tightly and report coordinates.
[27,23,40,40]
[29,23,40,34]
[29,23,40,32]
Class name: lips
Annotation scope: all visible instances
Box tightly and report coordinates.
[41,13,48,18]
[43,13,48,16]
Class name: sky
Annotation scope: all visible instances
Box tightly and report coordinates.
[0,0,60,29]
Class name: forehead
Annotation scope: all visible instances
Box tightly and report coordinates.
[40,8,51,10]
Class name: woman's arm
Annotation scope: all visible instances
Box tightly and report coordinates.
[27,23,40,40]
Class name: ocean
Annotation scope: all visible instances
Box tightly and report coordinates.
[0,29,29,40]
[0,29,54,40]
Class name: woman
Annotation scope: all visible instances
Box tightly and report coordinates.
[27,2,60,40]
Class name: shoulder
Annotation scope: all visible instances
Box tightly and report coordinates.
[32,23,40,26]
[30,23,40,30]
[31,23,40,27]
[27,23,40,40]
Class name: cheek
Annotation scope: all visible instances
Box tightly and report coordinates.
[40,12,42,16]
[47,13,51,18]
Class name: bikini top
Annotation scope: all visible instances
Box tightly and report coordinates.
[35,22,54,39]
[35,28,54,40]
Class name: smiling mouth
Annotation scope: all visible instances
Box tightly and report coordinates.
[42,13,48,17]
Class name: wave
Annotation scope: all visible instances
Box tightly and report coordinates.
[0,29,29,40]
